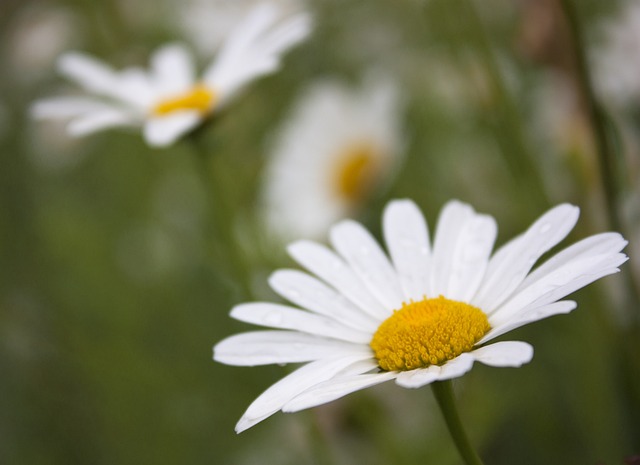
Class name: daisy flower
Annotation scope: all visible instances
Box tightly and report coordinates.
[261,76,404,242]
[31,3,312,147]
[214,199,627,433]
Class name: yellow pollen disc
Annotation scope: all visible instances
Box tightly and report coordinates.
[370,296,490,372]
[153,84,216,116]
[333,142,380,203]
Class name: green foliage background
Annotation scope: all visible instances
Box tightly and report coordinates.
[0,0,638,464]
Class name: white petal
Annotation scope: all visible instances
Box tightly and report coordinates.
[429,200,475,297]
[446,213,497,302]
[67,109,137,136]
[213,330,368,366]
[287,240,389,320]
[31,97,114,118]
[282,371,397,412]
[235,354,373,433]
[519,232,627,287]
[111,67,157,108]
[203,3,279,91]
[490,248,627,325]
[382,199,431,302]
[481,300,577,343]
[143,112,201,147]
[230,302,371,343]
[58,52,118,93]
[470,341,533,367]
[151,43,194,95]
[395,353,475,388]
[435,353,477,380]
[395,365,441,388]
[203,5,311,101]
[330,220,405,310]
[472,204,580,312]
[269,270,379,332]
[258,13,312,58]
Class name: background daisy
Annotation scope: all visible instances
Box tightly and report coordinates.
[261,75,405,242]
[31,3,312,147]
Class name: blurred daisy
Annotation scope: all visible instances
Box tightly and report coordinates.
[31,3,312,147]
[214,199,627,432]
[261,76,404,242]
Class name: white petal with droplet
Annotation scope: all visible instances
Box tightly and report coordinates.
[235,354,373,433]
[330,220,404,310]
[269,269,379,332]
[213,330,369,366]
[287,240,389,320]
[382,199,432,302]
[230,302,372,343]
[472,204,580,312]
[282,371,396,412]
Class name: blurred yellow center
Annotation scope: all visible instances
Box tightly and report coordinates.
[153,84,216,116]
[370,296,490,372]
[333,143,380,203]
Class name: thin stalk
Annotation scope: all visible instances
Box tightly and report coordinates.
[559,0,640,448]
[558,0,640,324]
[186,126,254,300]
[432,380,485,465]
[558,0,621,231]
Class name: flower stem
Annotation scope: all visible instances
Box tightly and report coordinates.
[186,125,254,300]
[558,0,622,231]
[559,0,640,327]
[432,380,485,465]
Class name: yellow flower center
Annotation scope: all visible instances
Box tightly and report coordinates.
[370,296,490,372]
[333,142,381,204]
[152,84,216,116]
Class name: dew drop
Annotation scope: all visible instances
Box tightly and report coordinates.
[540,223,551,234]
[287,289,300,298]
[263,312,283,325]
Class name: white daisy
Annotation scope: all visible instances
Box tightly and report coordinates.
[31,3,312,147]
[214,199,628,433]
[261,76,404,242]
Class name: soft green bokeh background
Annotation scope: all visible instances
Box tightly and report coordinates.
[1,0,639,464]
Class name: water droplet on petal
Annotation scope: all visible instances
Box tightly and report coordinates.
[264,312,283,325]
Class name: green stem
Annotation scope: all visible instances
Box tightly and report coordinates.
[432,380,485,465]
[558,0,640,322]
[559,0,621,231]
[186,126,254,300]
[559,0,640,448]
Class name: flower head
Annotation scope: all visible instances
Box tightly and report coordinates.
[261,75,404,241]
[214,199,627,433]
[31,3,312,147]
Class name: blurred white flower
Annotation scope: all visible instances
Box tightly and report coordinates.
[31,3,312,147]
[261,76,404,242]
[592,2,640,106]
[214,199,627,432]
